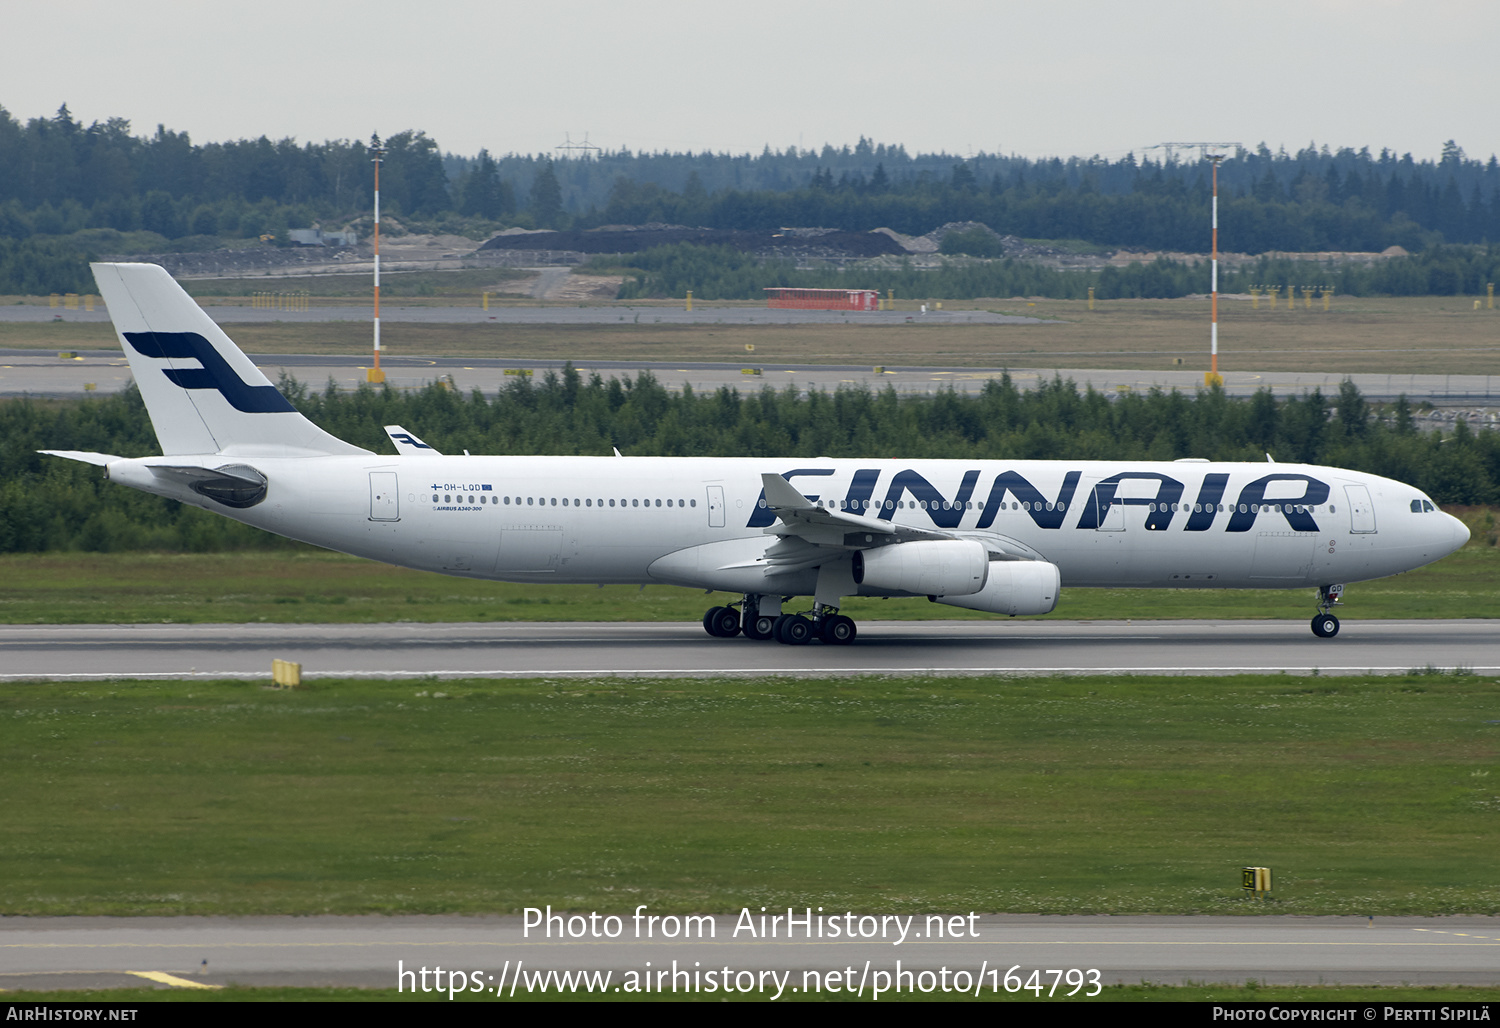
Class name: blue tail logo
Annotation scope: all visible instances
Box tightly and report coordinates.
[123,331,294,414]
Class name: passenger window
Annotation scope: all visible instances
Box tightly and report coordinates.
[527,497,533,505]
[609,499,615,507]
[655,499,662,507]
[632,499,639,507]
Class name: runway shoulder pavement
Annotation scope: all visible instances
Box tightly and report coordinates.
[1,619,1495,681]
[3,914,1497,991]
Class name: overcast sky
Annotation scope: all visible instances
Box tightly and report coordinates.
[4,0,1496,163]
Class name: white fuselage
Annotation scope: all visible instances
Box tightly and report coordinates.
[107,454,1469,597]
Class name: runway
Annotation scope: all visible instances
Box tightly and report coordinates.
[3,347,1498,408]
[2,619,1495,681]
[2,914,1497,991]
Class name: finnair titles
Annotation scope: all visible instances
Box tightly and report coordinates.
[44,264,1469,645]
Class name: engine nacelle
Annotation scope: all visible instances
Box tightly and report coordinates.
[852,539,988,597]
[931,559,1060,616]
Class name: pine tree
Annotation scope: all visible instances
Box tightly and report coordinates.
[529,159,564,229]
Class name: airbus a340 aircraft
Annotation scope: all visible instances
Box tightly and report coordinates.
[44,263,1469,644]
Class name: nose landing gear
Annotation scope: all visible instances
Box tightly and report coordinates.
[1311,584,1344,638]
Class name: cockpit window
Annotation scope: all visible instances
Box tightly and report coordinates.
[1422,500,1435,512]
[1411,499,1423,513]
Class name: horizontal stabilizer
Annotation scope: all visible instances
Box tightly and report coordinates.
[38,450,122,466]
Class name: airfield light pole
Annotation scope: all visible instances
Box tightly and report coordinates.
[1147,143,1237,387]
[1207,152,1225,388]
[368,136,386,385]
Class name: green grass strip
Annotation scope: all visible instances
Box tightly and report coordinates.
[3,673,1498,917]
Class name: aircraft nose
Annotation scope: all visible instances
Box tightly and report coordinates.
[1452,514,1470,548]
[1442,512,1470,554]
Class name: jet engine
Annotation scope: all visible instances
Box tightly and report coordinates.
[852,539,988,597]
[931,559,1060,615]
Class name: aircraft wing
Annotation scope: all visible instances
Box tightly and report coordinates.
[739,472,1048,578]
[757,472,954,547]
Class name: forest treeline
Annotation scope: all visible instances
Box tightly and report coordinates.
[3,103,1500,294]
[1,373,1494,553]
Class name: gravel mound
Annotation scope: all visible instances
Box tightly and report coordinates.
[478,227,904,259]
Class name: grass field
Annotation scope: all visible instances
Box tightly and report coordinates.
[0,508,1492,624]
[3,672,1497,918]
[5,294,1499,375]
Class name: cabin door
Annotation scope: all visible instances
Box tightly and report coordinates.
[369,472,400,522]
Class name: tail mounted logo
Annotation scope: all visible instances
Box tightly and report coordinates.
[124,331,295,414]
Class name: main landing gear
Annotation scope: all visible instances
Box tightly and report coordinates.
[702,605,741,638]
[701,596,858,645]
[1311,583,1345,638]
[772,609,857,645]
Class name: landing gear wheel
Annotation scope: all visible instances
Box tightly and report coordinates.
[821,614,857,645]
[703,606,740,638]
[775,615,813,644]
[1311,613,1340,638]
[744,614,776,641]
[702,606,725,637]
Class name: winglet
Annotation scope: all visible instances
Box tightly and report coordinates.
[759,472,817,511]
[384,425,441,455]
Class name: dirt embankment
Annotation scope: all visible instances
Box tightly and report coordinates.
[478,226,905,260]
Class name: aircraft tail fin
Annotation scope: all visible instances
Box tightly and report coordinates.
[91,263,370,457]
